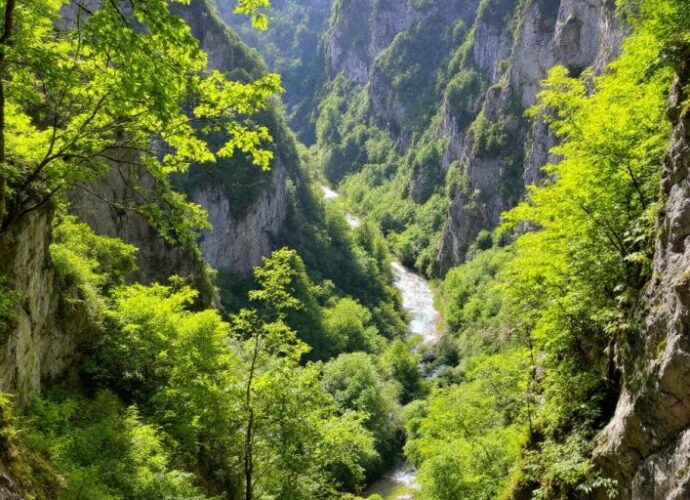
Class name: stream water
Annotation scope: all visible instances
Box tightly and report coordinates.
[320,185,443,499]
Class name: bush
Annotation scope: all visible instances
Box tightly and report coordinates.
[50,216,137,320]
[322,352,402,472]
[380,340,422,403]
[470,112,508,158]
[323,297,384,354]
[26,390,209,499]
[445,69,485,129]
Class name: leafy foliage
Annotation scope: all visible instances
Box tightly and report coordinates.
[322,352,402,477]
[0,0,281,244]
[48,248,384,499]
[417,2,684,496]
[26,390,210,499]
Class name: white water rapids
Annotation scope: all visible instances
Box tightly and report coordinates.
[320,185,443,498]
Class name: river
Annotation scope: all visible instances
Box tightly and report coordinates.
[320,185,442,499]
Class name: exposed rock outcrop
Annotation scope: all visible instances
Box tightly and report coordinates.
[193,158,288,277]
[0,208,89,405]
[437,0,624,274]
[326,0,416,85]
[327,0,479,136]
[69,165,216,302]
[76,0,292,281]
[593,62,690,499]
[0,0,292,402]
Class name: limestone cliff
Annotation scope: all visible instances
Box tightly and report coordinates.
[0,0,294,402]
[0,209,86,404]
[169,0,293,279]
[437,0,624,273]
[593,55,690,499]
[193,157,288,277]
[327,0,479,136]
[76,0,292,281]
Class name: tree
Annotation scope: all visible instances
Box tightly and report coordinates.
[380,340,421,404]
[0,0,281,242]
[90,249,377,498]
[323,297,382,355]
[230,249,376,499]
[405,350,529,500]
[321,351,401,470]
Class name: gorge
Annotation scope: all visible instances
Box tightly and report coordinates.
[1,0,690,499]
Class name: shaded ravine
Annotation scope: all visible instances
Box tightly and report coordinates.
[320,185,442,499]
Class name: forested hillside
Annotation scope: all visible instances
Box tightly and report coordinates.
[0,0,689,499]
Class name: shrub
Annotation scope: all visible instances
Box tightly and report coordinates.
[445,69,485,129]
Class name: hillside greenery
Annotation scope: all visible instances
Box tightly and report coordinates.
[1,0,689,499]
[406,2,686,497]
[218,0,331,143]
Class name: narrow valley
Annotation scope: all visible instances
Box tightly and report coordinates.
[1,0,690,499]
[321,183,441,498]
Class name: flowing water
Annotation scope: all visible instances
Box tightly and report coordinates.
[363,263,441,499]
[321,184,340,201]
[391,262,440,345]
[320,185,361,228]
[321,185,443,499]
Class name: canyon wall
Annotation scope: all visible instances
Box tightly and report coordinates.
[593,56,690,499]
[316,0,624,274]
[0,0,294,401]
[437,0,624,273]
[0,209,88,405]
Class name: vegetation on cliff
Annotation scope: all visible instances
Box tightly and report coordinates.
[1,0,690,498]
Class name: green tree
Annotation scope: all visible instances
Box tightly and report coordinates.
[380,340,421,404]
[323,297,383,355]
[230,248,377,499]
[0,0,280,242]
[322,352,401,473]
[405,350,529,500]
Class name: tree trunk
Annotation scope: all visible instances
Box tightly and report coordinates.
[0,0,17,228]
[243,335,261,500]
[0,75,6,226]
[244,411,254,500]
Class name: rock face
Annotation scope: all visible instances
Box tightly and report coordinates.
[193,158,288,277]
[172,0,265,78]
[0,209,88,405]
[327,0,478,135]
[593,63,690,499]
[326,0,422,85]
[437,0,624,274]
[69,165,215,301]
[77,0,291,281]
[0,0,292,402]
[174,0,292,278]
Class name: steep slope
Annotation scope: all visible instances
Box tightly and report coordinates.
[312,0,625,276]
[593,49,690,499]
[0,0,293,402]
[437,0,624,273]
[220,0,333,143]
[0,209,83,403]
[74,0,293,282]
